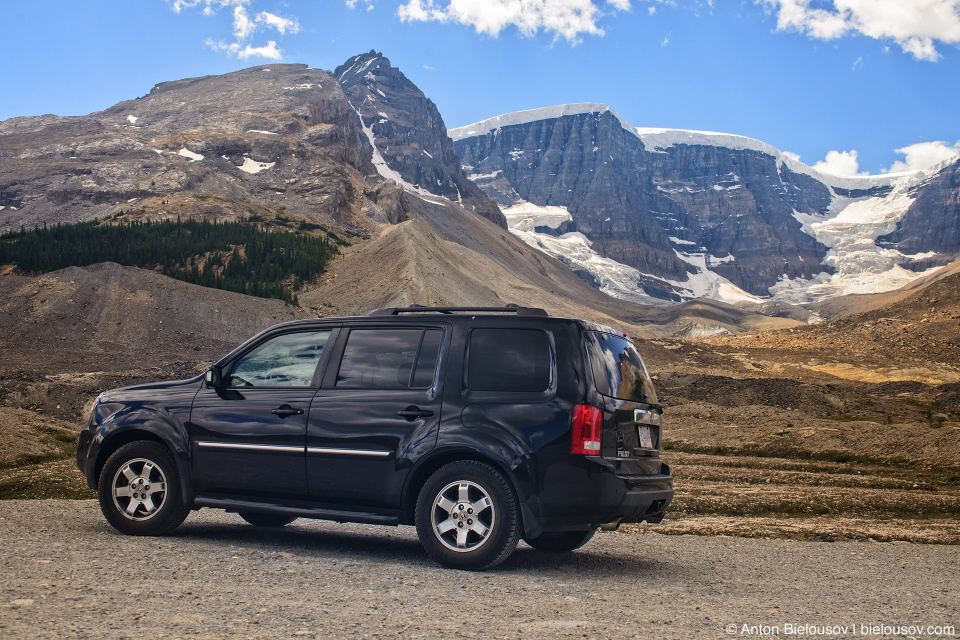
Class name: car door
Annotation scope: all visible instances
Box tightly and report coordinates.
[189,328,335,500]
[306,325,446,509]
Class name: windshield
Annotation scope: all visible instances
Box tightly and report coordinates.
[583,331,658,404]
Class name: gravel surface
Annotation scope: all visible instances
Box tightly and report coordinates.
[0,501,957,639]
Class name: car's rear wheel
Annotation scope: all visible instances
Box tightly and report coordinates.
[524,529,596,552]
[415,461,520,571]
[238,512,298,527]
[98,441,189,536]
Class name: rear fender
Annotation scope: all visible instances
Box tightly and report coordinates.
[404,437,544,539]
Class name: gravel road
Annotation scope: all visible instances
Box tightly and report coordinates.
[0,500,956,640]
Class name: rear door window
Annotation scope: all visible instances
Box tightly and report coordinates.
[336,328,443,389]
[583,331,657,403]
[468,328,551,393]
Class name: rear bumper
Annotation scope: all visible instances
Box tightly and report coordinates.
[534,458,673,532]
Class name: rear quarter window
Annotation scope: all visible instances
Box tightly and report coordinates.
[583,331,657,403]
[468,328,551,393]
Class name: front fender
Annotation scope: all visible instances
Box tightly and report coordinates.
[86,408,193,504]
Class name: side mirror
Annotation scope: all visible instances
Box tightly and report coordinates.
[205,364,224,388]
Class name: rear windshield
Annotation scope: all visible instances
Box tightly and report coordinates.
[583,331,657,403]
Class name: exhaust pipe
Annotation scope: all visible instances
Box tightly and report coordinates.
[599,519,621,532]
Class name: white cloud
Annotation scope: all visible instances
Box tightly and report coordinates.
[169,0,249,13]
[165,0,298,60]
[884,141,960,173]
[237,41,283,60]
[397,0,633,43]
[759,0,960,61]
[851,55,863,70]
[255,11,301,34]
[782,150,801,162]
[233,6,257,39]
[814,149,868,176]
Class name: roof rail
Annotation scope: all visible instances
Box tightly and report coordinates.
[366,304,549,317]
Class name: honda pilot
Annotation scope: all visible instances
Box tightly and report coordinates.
[77,305,672,570]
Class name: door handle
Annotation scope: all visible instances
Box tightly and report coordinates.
[397,407,435,420]
[271,405,304,418]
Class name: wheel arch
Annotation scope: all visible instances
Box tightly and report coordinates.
[401,448,543,538]
[92,416,192,505]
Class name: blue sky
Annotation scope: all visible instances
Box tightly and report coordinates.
[2,1,959,175]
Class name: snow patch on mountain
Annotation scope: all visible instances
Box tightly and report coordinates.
[450,104,633,141]
[773,176,939,302]
[503,201,761,305]
[177,148,203,162]
[502,202,572,230]
[350,101,434,198]
[668,251,766,304]
[238,157,275,174]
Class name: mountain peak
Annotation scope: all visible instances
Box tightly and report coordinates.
[334,50,391,88]
[334,51,506,227]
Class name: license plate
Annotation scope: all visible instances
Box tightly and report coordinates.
[637,426,654,449]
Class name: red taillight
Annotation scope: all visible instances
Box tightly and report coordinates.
[571,404,603,455]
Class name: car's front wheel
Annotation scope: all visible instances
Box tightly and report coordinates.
[98,441,189,536]
[238,512,298,527]
[415,461,520,570]
[524,529,596,552]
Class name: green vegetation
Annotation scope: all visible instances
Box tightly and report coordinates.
[0,217,339,305]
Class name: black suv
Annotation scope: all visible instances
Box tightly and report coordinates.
[77,306,672,570]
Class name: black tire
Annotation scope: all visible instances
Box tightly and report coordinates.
[415,461,520,571]
[238,512,298,527]
[97,441,189,536]
[524,529,596,553]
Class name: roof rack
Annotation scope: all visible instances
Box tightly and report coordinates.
[366,304,549,317]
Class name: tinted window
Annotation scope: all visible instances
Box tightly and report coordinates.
[228,330,331,388]
[583,331,657,403]
[412,329,443,388]
[337,328,442,389]
[468,329,550,393]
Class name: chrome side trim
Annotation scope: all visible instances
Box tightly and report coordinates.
[306,447,392,458]
[196,441,303,453]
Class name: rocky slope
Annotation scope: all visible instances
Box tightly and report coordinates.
[0,262,306,372]
[452,105,960,305]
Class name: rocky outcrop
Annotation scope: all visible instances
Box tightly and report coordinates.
[334,51,505,228]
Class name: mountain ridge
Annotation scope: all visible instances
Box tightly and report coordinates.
[451,103,960,305]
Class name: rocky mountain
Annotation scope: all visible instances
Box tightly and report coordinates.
[1,55,796,339]
[452,104,960,305]
[0,54,501,237]
[334,51,505,228]
[0,64,394,233]
[3,56,957,337]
